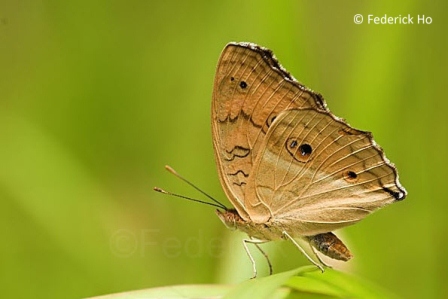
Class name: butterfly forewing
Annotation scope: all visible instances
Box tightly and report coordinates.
[212,42,327,221]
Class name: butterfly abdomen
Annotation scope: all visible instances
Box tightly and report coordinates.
[307,232,353,261]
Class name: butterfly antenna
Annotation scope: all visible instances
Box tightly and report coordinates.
[153,187,225,209]
[154,165,227,210]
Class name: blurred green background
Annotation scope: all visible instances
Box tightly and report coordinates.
[1,1,447,298]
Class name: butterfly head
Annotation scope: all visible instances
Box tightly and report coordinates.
[215,209,243,231]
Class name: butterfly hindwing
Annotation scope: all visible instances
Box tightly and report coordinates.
[246,108,406,236]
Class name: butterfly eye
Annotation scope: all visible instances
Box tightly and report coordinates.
[239,81,247,89]
[286,138,313,163]
[343,170,358,182]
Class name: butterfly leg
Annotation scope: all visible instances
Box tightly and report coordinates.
[253,243,273,275]
[243,238,268,278]
[310,245,332,268]
[282,231,325,272]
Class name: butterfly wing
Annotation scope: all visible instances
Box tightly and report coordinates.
[212,42,327,220]
[246,108,406,235]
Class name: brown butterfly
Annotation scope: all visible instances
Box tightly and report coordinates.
[156,42,406,277]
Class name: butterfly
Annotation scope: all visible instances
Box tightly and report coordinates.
[155,42,406,277]
[210,42,406,275]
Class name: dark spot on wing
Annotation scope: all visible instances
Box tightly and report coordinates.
[286,139,313,163]
[343,170,358,183]
[383,187,406,201]
[299,144,312,156]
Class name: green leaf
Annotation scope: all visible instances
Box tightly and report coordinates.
[222,266,316,299]
[85,267,399,299]
[87,285,232,299]
[284,268,400,299]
